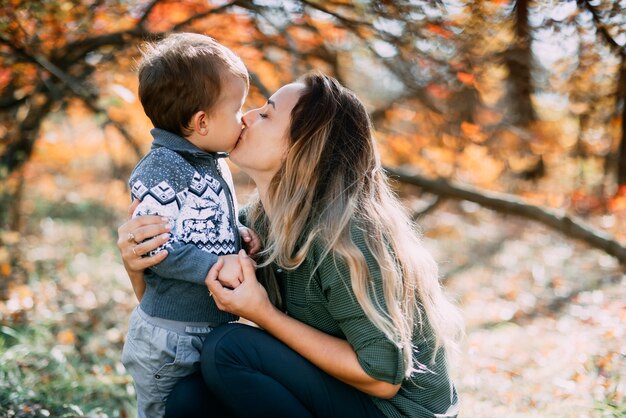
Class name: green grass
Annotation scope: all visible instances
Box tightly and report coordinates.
[593,391,626,418]
[0,323,135,417]
[0,197,138,418]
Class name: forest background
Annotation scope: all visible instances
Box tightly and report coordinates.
[0,0,625,417]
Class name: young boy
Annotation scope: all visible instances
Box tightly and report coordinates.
[121,33,258,418]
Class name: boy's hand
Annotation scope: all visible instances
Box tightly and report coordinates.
[214,254,243,290]
[239,226,262,256]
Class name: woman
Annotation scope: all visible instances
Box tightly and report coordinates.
[118,73,463,418]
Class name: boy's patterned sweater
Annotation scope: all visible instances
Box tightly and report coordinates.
[129,128,240,323]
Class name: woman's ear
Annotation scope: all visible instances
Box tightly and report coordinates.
[190,110,209,136]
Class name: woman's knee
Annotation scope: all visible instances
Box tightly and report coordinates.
[201,323,262,387]
[164,373,211,418]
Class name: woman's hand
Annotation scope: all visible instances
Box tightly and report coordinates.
[117,200,171,301]
[206,250,274,322]
[117,215,171,271]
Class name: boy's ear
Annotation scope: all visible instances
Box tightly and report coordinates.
[190,110,209,136]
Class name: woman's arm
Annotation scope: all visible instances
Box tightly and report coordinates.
[127,269,147,302]
[260,304,400,398]
[206,251,401,399]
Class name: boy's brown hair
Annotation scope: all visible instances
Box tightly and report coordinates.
[138,33,249,137]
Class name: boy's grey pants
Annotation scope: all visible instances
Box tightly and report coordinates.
[122,306,214,418]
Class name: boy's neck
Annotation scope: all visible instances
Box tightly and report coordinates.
[184,132,210,153]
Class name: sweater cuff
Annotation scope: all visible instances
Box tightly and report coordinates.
[149,242,219,285]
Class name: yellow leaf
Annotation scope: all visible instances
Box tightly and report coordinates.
[1,231,20,245]
[0,263,11,276]
[57,329,77,345]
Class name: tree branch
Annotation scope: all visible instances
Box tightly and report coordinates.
[1,95,55,175]
[81,97,143,159]
[3,34,142,158]
[61,1,240,65]
[172,1,240,31]
[281,1,448,115]
[0,35,98,100]
[300,0,373,28]
[247,70,272,98]
[385,166,626,266]
[137,0,164,26]
[411,195,444,220]
[578,0,626,57]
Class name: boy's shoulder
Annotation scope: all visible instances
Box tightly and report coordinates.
[131,147,196,179]
[129,147,196,200]
[135,146,192,171]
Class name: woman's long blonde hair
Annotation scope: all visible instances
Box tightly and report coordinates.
[249,72,463,376]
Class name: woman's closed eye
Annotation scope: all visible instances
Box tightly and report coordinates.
[259,113,268,119]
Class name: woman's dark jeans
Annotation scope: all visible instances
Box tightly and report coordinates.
[165,323,386,418]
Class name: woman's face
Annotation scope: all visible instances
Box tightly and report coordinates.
[229,82,305,180]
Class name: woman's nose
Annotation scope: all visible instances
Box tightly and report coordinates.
[242,110,254,127]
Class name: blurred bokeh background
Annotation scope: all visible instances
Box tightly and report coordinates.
[1,1,625,416]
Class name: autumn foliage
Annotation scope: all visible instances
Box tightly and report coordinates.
[0,0,625,416]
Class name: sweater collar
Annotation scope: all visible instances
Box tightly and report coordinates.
[150,128,227,160]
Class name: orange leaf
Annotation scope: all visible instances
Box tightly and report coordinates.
[608,185,626,212]
[426,83,451,100]
[456,71,475,86]
[608,198,626,212]
[571,190,604,214]
[461,121,481,137]
[0,263,10,276]
[426,24,454,39]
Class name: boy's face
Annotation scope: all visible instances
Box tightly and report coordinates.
[197,73,247,153]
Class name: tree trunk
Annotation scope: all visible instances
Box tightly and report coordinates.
[1,92,53,178]
[0,168,27,297]
[6,169,25,232]
[618,61,626,186]
[504,0,534,125]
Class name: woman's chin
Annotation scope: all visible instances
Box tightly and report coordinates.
[231,133,245,151]
[229,138,241,155]
[228,147,243,166]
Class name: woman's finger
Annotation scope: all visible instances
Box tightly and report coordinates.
[239,228,252,242]
[132,223,171,244]
[238,250,258,283]
[133,215,169,228]
[249,239,262,255]
[117,215,166,242]
[125,215,168,231]
[129,250,168,270]
[217,276,241,290]
[131,233,170,256]
[127,199,141,219]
